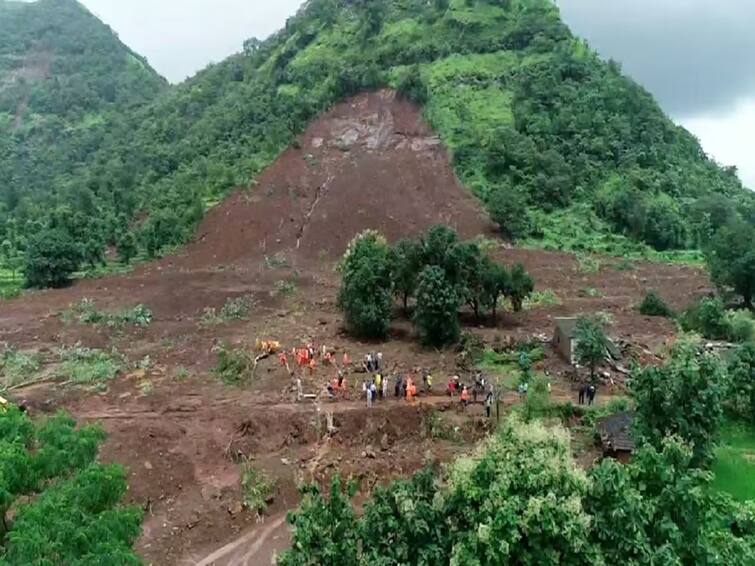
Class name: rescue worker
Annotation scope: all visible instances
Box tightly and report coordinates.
[395,375,403,398]
[375,373,383,399]
[460,385,470,410]
[343,352,351,366]
[382,374,390,399]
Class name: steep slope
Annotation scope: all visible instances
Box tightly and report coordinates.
[2,0,754,282]
[0,0,167,220]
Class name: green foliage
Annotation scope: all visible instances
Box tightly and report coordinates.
[338,231,393,339]
[0,406,141,564]
[631,339,726,466]
[23,228,82,289]
[240,461,275,515]
[0,347,41,388]
[389,237,423,312]
[588,435,755,565]
[506,262,534,312]
[706,220,755,308]
[681,296,731,341]
[712,421,755,502]
[638,291,674,318]
[279,476,360,566]
[65,299,152,328]
[58,344,122,384]
[480,259,509,321]
[116,232,138,265]
[726,310,755,344]
[213,343,254,385]
[413,265,460,347]
[200,296,252,326]
[487,186,532,240]
[5,0,750,283]
[574,315,609,381]
[727,343,755,423]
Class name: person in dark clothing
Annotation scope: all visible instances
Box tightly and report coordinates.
[587,385,596,406]
[485,391,494,418]
[395,375,403,398]
[578,385,586,405]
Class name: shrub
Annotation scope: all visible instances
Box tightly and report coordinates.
[725,310,755,344]
[240,460,276,515]
[1,347,41,387]
[58,345,121,384]
[638,291,674,318]
[214,343,254,385]
[681,296,729,340]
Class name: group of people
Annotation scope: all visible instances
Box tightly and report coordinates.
[578,383,597,405]
[447,374,497,417]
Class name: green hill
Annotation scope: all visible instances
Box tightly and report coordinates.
[1,0,754,288]
[0,0,166,254]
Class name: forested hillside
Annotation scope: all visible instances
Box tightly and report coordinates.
[1,0,754,289]
[0,0,166,280]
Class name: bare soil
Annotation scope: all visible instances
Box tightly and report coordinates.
[0,90,709,565]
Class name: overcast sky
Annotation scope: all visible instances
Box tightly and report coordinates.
[80,0,754,188]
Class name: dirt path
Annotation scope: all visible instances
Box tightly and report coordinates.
[188,514,289,566]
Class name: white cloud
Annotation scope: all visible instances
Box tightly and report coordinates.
[80,0,305,82]
[682,97,755,190]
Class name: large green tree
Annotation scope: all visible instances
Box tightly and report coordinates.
[706,220,755,308]
[413,265,460,347]
[389,237,423,314]
[23,228,82,289]
[631,340,726,466]
[505,263,534,312]
[727,343,755,423]
[338,230,393,338]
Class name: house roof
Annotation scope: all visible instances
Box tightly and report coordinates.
[554,317,579,338]
[597,411,636,453]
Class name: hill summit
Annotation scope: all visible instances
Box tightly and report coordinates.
[1,0,754,289]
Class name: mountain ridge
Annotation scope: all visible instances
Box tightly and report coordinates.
[1,0,754,290]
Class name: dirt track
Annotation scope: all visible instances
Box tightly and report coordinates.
[0,90,709,564]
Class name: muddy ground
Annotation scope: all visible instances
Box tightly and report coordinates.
[0,90,709,565]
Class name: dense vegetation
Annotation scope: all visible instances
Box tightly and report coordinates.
[280,417,755,565]
[2,0,754,290]
[0,405,142,564]
[338,225,533,345]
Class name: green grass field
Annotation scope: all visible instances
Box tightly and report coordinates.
[712,420,755,502]
[0,267,22,299]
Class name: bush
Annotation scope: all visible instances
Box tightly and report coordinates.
[725,310,755,344]
[241,461,276,515]
[1,347,41,387]
[638,291,674,318]
[681,296,730,340]
[214,343,254,385]
[58,345,122,384]
[487,186,532,240]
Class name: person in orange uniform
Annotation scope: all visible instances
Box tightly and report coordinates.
[460,385,470,411]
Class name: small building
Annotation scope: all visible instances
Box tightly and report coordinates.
[553,317,579,364]
[596,411,636,462]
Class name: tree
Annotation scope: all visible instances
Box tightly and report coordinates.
[279,477,360,566]
[447,241,486,321]
[414,265,460,347]
[631,340,726,466]
[505,263,534,312]
[116,231,138,265]
[574,315,608,382]
[338,230,393,339]
[706,220,755,308]
[487,186,532,240]
[727,343,755,423]
[390,238,423,314]
[588,436,755,565]
[23,228,82,289]
[481,260,510,323]
[420,224,458,270]
[680,296,730,340]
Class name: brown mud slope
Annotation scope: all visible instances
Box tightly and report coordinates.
[168,89,493,270]
[0,89,711,565]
